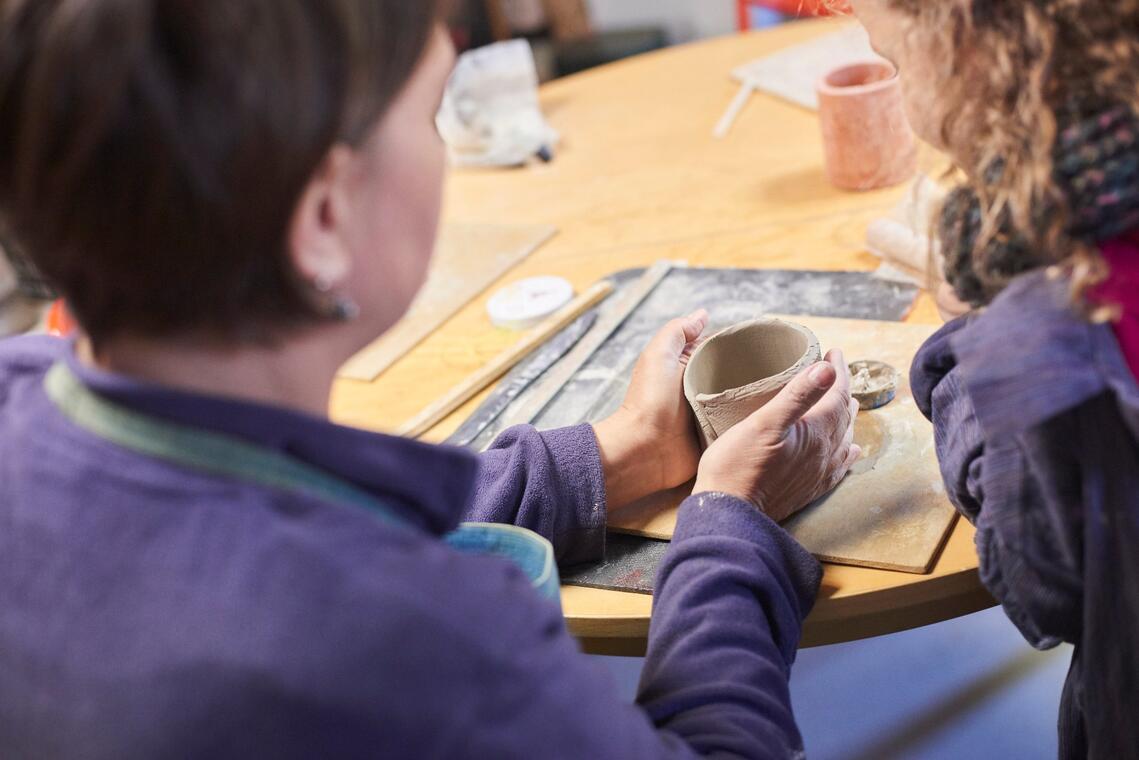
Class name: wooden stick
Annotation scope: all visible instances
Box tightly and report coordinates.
[714,80,757,139]
[397,281,615,439]
[499,259,679,430]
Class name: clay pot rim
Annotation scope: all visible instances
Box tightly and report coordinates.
[816,59,899,98]
[683,317,819,401]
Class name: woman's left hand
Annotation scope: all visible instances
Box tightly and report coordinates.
[593,310,709,511]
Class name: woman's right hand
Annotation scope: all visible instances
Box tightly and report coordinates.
[692,349,860,522]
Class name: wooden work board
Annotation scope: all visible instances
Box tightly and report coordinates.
[609,316,958,574]
[338,223,556,381]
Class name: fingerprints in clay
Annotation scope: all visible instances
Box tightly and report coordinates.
[684,318,822,448]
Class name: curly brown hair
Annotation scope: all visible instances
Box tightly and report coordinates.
[868,1,1139,312]
[859,4,1139,756]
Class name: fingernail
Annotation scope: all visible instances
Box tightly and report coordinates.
[810,363,834,383]
[851,444,863,460]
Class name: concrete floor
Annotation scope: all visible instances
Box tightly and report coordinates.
[594,606,1070,758]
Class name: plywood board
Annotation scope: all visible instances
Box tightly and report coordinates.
[609,316,958,574]
[338,223,556,381]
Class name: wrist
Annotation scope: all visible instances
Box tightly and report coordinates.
[691,478,763,513]
[593,410,667,510]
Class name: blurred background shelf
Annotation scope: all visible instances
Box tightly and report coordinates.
[449,0,837,82]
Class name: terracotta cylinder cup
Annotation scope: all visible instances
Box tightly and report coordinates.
[683,318,822,448]
[816,61,917,192]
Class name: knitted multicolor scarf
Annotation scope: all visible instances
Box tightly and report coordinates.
[940,104,1139,305]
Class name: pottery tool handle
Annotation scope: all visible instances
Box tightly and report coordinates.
[713,80,756,139]
[397,281,615,440]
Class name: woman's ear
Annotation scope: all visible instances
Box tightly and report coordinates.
[287,145,357,289]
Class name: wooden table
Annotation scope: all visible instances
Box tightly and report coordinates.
[331,18,995,656]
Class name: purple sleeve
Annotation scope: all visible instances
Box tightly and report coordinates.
[912,317,986,522]
[467,424,607,566]
[464,492,821,759]
[466,424,820,754]
[638,493,822,757]
[911,317,1080,648]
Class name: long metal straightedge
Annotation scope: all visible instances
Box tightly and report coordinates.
[498,260,679,430]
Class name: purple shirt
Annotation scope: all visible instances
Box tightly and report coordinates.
[0,336,821,758]
[912,271,1139,759]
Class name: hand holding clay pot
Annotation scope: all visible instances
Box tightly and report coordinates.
[593,310,710,510]
[691,346,861,523]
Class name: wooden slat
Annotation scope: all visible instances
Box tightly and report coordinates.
[397,281,614,438]
[498,260,677,428]
[338,223,556,381]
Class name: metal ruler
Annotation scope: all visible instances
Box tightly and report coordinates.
[499,260,679,429]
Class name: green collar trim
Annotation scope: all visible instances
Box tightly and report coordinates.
[44,362,401,525]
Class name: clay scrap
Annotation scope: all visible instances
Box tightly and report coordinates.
[683,318,821,447]
[849,359,899,411]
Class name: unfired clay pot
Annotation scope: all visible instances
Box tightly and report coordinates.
[816,61,917,192]
[684,318,822,448]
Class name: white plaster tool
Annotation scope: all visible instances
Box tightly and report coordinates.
[487,276,575,330]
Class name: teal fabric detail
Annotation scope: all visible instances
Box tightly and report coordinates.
[446,523,560,602]
[44,362,560,605]
[44,363,396,521]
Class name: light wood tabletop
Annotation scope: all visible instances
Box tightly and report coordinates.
[330,18,995,656]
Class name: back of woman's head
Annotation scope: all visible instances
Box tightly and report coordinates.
[880,0,1139,307]
[0,0,443,343]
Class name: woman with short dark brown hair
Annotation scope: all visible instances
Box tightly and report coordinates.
[0,2,857,757]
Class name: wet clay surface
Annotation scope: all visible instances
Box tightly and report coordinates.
[850,411,888,476]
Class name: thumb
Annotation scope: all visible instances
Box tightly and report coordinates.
[751,361,836,438]
[651,309,709,358]
[679,309,709,345]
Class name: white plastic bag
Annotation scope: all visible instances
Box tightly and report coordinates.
[435,40,559,168]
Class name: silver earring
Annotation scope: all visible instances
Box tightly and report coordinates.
[330,294,360,321]
[310,275,359,322]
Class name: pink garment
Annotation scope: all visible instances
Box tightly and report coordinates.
[1097,233,1139,379]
